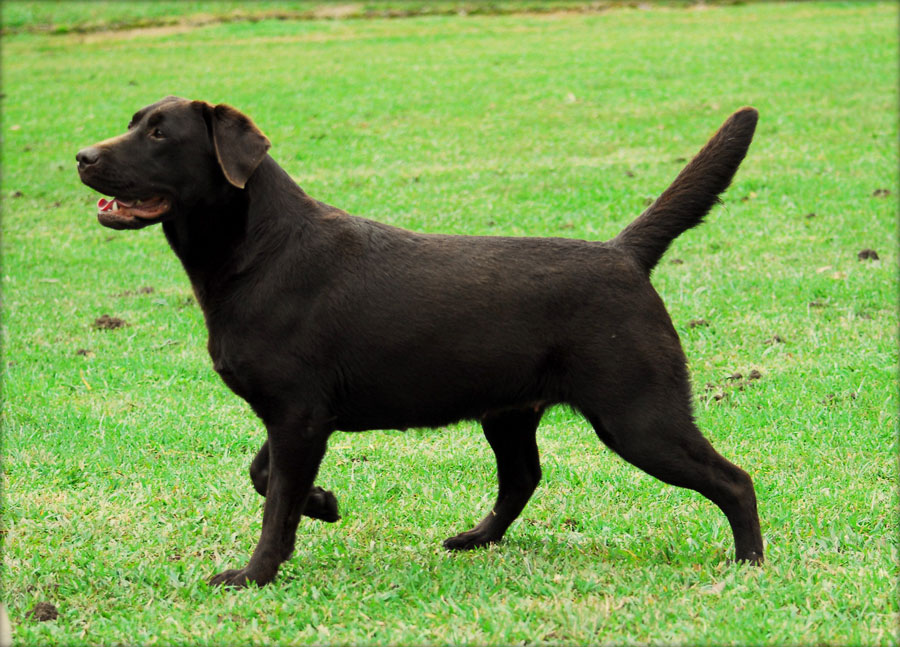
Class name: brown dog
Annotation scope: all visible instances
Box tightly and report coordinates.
[77,98,763,587]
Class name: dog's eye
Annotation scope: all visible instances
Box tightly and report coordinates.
[149,128,165,140]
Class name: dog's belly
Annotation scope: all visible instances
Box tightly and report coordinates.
[330,356,558,432]
[332,401,541,432]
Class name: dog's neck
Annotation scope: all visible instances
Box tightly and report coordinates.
[162,155,320,312]
[161,186,247,294]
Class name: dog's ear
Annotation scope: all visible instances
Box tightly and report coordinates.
[197,102,271,189]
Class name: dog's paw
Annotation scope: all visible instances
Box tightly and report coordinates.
[730,551,764,566]
[209,567,271,589]
[209,568,252,588]
[442,529,501,551]
[303,487,340,523]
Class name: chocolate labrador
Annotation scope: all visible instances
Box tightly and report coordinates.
[77,97,764,587]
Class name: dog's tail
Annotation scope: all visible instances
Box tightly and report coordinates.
[612,107,758,274]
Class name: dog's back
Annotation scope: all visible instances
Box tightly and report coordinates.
[304,109,759,430]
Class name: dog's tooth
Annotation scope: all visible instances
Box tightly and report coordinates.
[112,201,119,212]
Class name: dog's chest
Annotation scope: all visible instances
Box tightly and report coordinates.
[207,333,251,400]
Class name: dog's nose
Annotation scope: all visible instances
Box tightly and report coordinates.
[76,147,100,167]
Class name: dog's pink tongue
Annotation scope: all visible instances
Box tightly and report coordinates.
[98,198,114,212]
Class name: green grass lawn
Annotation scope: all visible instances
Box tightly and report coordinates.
[2,1,897,644]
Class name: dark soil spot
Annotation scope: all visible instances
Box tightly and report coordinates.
[701,382,726,403]
[624,169,635,178]
[350,455,369,463]
[117,286,154,297]
[764,335,785,345]
[75,348,94,357]
[687,319,709,328]
[559,222,575,230]
[562,518,578,530]
[670,258,684,265]
[808,300,826,308]
[804,212,816,219]
[674,156,687,163]
[93,314,127,330]
[872,188,891,197]
[857,249,879,261]
[29,602,58,622]
[12,190,23,198]
[702,369,762,402]
[822,391,858,405]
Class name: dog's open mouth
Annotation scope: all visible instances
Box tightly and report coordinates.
[97,196,171,229]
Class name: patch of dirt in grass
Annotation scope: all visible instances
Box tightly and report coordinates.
[312,3,363,19]
[857,248,879,261]
[701,369,762,403]
[93,314,127,330]
[821,391,858,405]
[687,318,709,328]
[29,602,58,622]
[116,286,154,297]
[78,23,201,42]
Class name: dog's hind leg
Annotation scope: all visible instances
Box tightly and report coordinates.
[585,405,763,564]
[249,439,340,522]
[444,407,543,550]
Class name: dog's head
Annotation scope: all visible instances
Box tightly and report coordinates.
[76,96,270,230]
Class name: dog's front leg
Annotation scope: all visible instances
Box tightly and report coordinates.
[249,440,340,522]
[211,418,331,588]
